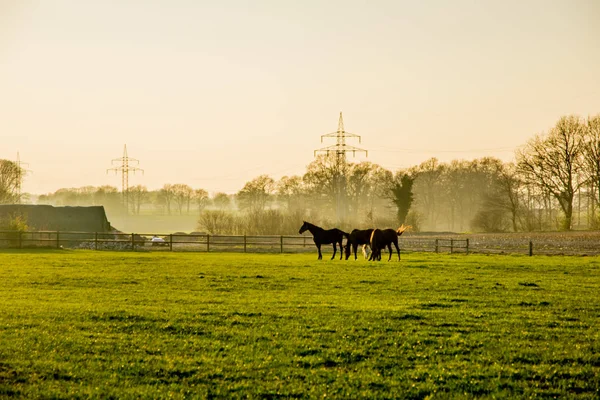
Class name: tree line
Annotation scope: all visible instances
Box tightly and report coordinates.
[1,114,599,234]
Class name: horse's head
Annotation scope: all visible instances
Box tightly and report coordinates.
[298,221,309,234]
[344,242,352,260]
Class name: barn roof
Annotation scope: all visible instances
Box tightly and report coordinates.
[0,204,112,232]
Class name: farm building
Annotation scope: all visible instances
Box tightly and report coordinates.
[0,204,113,232]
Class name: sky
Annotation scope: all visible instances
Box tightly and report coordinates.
[1,0,600,196]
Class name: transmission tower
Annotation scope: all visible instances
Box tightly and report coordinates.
[314,112,367,223]
[15,152,31,204]
[107,144,143,212]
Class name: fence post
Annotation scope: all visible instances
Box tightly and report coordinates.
[95,232,98,251]
[169,234,173,252]
[280,236,284,253]
[466,238,469,255]
[56,231,60,249]
[207,234,210,252]
[131,233,135,251]
[529,240,533,256]
[435,239,439,253]
[303,236,306,248]
[244,235,247,253]
[450,239,454,254]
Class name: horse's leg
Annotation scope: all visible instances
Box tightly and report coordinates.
[339,241,344,260]
[368,247,375,261]
[394,240,401,261]
[331,243,337,260]
[316,243,322,260]
[387,244,393,261]
[353,244,358,260]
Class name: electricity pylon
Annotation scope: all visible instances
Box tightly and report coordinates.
[107,144,143,213]
[314,112,367,223]
[15,152,31,204]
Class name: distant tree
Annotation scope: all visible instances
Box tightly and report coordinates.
[389,172,414,225]
[237,175,275,212]
[276,175,305,212]
[197,210,234,234]
[194,189,209,214]
[171,184,194,215]
[517,115,587,230]
[411,158,445,230]
[582,114,600,223]
[212,192,232,210]
[303,153,345,215]
[0,160,22,204]
[158,184,175,215]
[490,162,523,232]
[128,185,149,215]
[346,162,393,220]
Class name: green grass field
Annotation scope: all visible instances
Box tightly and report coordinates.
[1,250,599,399]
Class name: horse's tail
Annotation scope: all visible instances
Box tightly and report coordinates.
[396,224,411,236]
[370,229,380,247]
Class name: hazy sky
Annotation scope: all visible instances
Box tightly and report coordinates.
[2,0,599,196]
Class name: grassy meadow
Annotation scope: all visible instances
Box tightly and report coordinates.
[0,250,599,399]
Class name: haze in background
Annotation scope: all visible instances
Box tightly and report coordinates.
[1,0,599,195]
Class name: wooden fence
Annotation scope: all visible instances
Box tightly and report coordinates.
[0,230,471,255]
[5,231,580,256]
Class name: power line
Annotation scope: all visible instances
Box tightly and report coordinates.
[107,144,143,212]
[314,112,368,223]
[15,152,32,204]
[368,145,524,154]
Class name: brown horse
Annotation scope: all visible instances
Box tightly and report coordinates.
[369,225,410,261]
[344,228,374,260]
[299,221,349,260]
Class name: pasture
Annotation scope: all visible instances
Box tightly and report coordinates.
[0,250,599,399]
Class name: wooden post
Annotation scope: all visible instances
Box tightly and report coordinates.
[450,239,454,254]
[95,232,98,251]
[207,234,210,252]
[435,239,439,253]
[56,231,60,249]
[303,236,306,248]
[280,236,284,253]
[169,234,173,252]
[244,235,247,253]
[466,238,469,255]
[131,233,135,251]
[529,241,533,257]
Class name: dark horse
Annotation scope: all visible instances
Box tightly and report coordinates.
[344,228,374,260]
[299,221,349,260]
[369,225,409,261]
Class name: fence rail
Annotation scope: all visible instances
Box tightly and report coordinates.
[1,230,597,256]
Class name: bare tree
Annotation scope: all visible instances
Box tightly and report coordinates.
[582,114,600,224]
[276,175,305,212]
[170,184,194,215]
[0,160,22,204]
[236,175,275,212]
[411,158,445,231]
[129,185,149,215]
[194,189,209,214]
[517,115,587,230]
[159,184,175,215]
[212,192,232,210]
